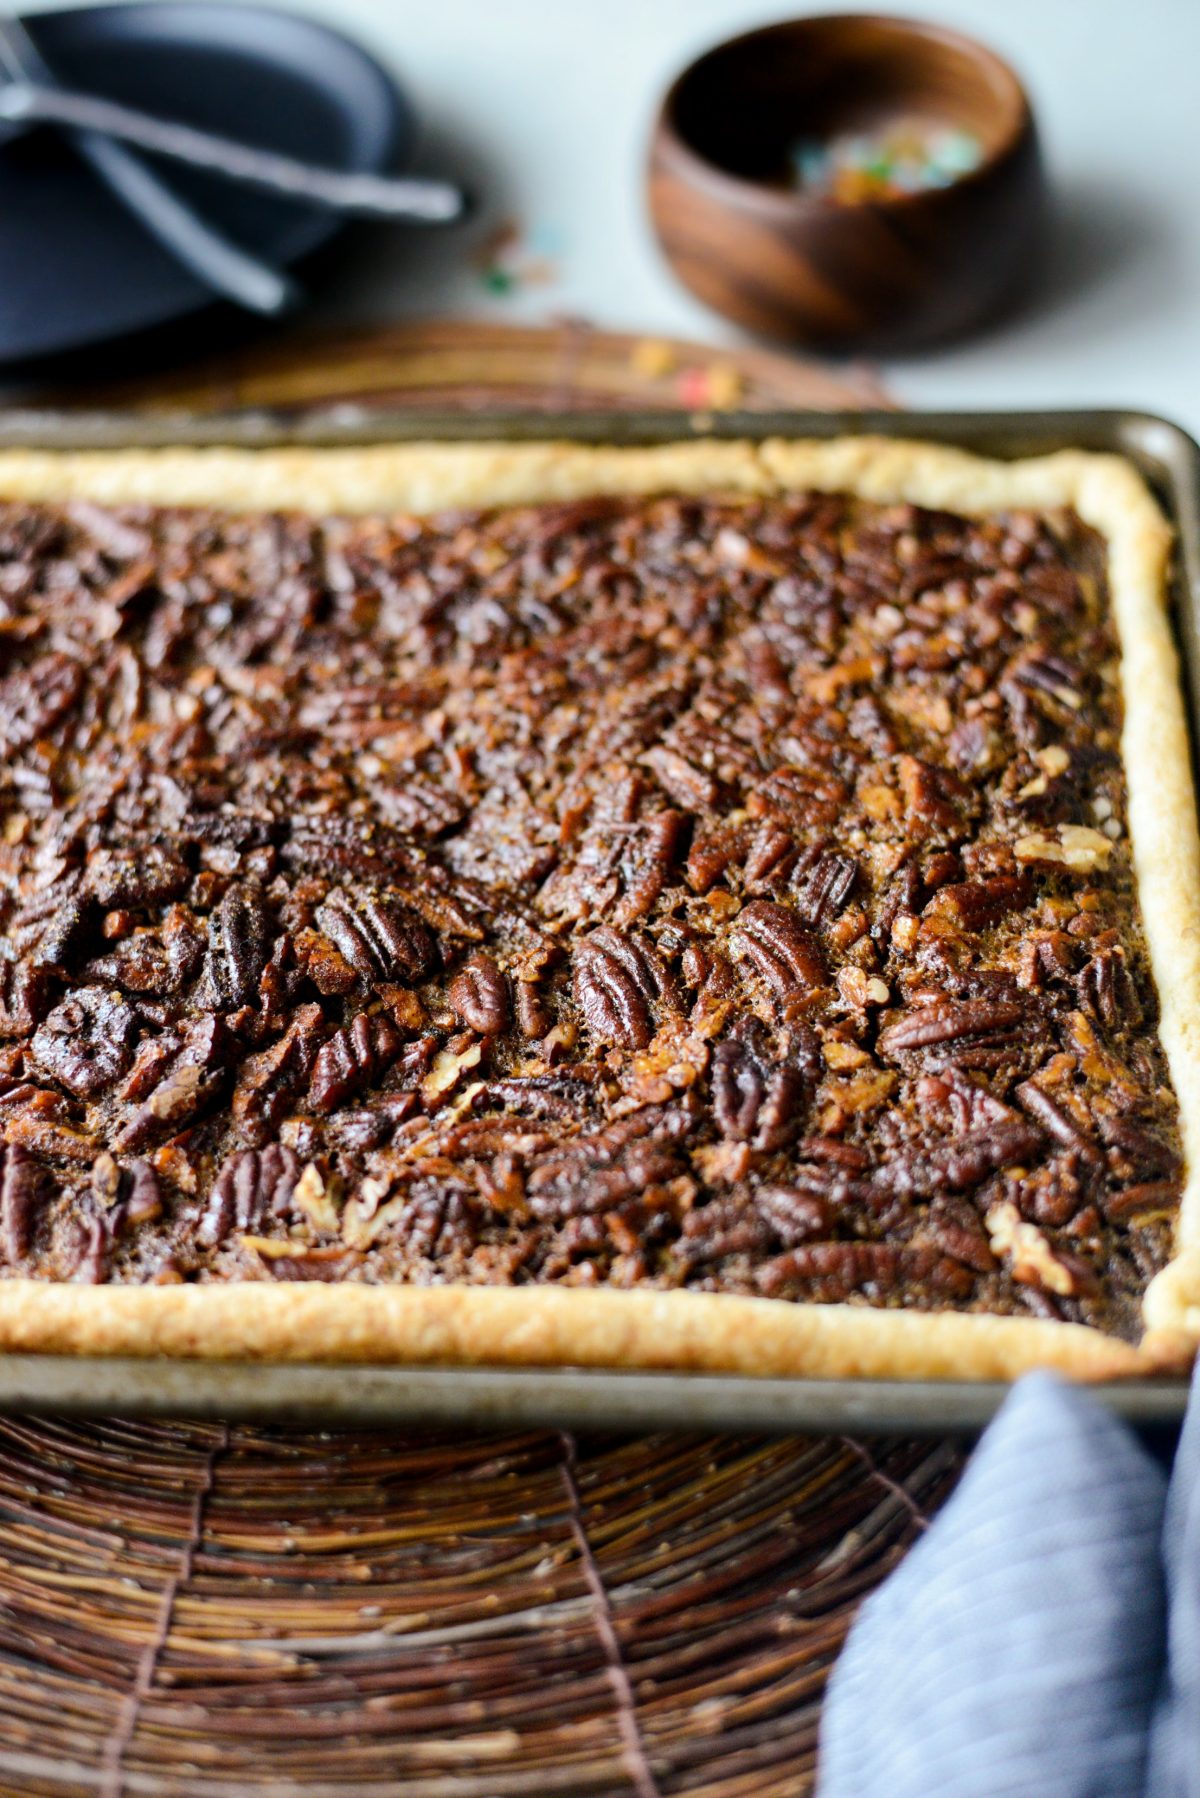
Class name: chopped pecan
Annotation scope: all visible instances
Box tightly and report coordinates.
[986,1200,1092,1298]
[922,874,1031,933]
[1014,826,1112,873]
[1009,1157,1088,1229]
[897,755,972,836]
[85,845,190,909]
[294,926,359,997]
[88,904,205,998]
[231,1003,327,1147]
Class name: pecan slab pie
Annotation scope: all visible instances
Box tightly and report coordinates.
[0,436,1195,1380]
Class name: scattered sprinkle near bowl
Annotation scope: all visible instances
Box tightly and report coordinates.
[474,217,563,294]
[790,118,983,203]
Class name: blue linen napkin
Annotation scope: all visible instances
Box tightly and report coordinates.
[1147,1368,1200,1797]
[818,1371,1187,1798]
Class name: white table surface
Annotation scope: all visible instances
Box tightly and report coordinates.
[23,0,1200,434]
[292,0,1200,435]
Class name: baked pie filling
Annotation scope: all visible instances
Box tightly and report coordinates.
[0,482,1183,1345]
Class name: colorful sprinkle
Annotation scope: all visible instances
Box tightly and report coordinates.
[790,118,984,204]
[631,338,677,379]
[475,218,563,295]
[675,363,744,410]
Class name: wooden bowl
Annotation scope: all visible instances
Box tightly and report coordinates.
[647,14,1047,353]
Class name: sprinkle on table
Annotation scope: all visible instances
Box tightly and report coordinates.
[475,218,562,294]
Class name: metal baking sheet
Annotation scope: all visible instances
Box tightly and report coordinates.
[0,404,1195,1432]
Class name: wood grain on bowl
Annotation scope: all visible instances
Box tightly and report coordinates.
[648,14,1047,352]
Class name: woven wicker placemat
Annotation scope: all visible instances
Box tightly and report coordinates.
[31,316,892,416]
[1,320,959,1798]
[0,1420,961,1798]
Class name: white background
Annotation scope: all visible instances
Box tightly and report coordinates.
[25,0,1200,432]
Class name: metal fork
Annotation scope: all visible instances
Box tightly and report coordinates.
[0,10,297,316]
[0,82,467,222]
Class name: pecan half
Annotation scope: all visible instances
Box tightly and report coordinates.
[1077,948,1142,1031]
[710,1024,818,1151]
[789,850,858,927]
[199,1143,303,1246]
[922,874,1031,933]
[448,953,509,1035]
[202,883,273,1008]
[31,987,138,1099]
[754,1184,832,1248]
[729,901,825,1008]
[315,889,437,984]
[0,651,82,751]
[756,1240,973,1301]
[876,1119,1045,1201]
[572,927,680,1050]
[878,998,1031,1058]
[309,1013,403,1113]
[114,1016,232,1152]
[0,1144,45,1262]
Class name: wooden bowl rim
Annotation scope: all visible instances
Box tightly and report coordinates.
[652,11,1035,222]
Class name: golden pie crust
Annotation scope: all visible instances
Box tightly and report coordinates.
[0,434,1193,1380]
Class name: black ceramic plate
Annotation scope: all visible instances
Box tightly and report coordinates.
[0,2,411,364]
